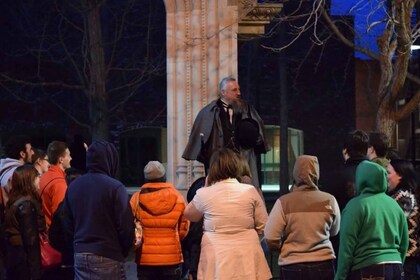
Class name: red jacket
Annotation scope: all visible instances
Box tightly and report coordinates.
[39,165,67,226]
[130,182,189,266]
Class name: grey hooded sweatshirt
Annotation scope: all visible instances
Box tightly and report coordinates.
[264,155,341,266]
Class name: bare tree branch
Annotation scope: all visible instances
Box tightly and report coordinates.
[320,4,420,87]
[0,73,84,90]
[49,91,90,129]
[57,16,89,96]
[395,88,420,121]
[390,0,415,100]
[0,84,38,104]
[260,0,419,137]
[0,0,166,139]
[106,0,134,75]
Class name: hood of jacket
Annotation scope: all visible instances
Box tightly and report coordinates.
[139,183,178,216]
[371,157,390,169]
[0,158,23,186]
[86,141,119,177]
[355,160,387,195]
[292,155,319,190]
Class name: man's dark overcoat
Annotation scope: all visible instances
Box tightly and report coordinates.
[182,99,269,187]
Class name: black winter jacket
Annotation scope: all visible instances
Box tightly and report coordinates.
[4,196,46,280]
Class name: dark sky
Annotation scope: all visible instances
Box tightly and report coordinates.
[0,0,167,145]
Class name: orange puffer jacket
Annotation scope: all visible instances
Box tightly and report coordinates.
[130,182,189,266]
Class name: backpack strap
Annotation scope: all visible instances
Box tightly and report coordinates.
[40,177,64,198]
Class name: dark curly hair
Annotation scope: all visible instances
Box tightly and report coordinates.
[4,135,31,160]
[343,130,369,158]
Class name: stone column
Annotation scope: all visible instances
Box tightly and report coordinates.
[164,0,283,192]
[164,0,239,192]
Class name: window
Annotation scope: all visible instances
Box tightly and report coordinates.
[261,126,304,192]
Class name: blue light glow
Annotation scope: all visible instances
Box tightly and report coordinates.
[331,0,386,59]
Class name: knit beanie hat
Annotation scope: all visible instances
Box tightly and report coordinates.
[144,161,166,180]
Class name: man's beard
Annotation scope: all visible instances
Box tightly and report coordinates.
[24,153,32,164]
[231,98,247,114]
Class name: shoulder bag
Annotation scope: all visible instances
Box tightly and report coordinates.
[38,182,63,269]
[133,192,143,250]
[39,230,62,269]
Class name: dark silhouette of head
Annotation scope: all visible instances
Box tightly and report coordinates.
[343,130,369,158]
[368,132,389,158]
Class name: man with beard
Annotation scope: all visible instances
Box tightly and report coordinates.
[0,135,34,205]
[183,76,269,187]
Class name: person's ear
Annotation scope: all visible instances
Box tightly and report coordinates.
[342,148,349,160]
[19,150,26,159]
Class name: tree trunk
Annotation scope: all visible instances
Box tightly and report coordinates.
[375,100,397,146]
[86,1,108,140]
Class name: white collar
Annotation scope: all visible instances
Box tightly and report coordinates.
[218,178,239,184]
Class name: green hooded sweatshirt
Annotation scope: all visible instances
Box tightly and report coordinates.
[335,160,408,280]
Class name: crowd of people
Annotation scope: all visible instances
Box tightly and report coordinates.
[0,76,419,280]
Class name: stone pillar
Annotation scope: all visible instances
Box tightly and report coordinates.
[164,0,239,192]
[164,0,283,192]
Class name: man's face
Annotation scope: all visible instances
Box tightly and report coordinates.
[60,148,72,170]
[220,81,241,105]
[22,143,34,163]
